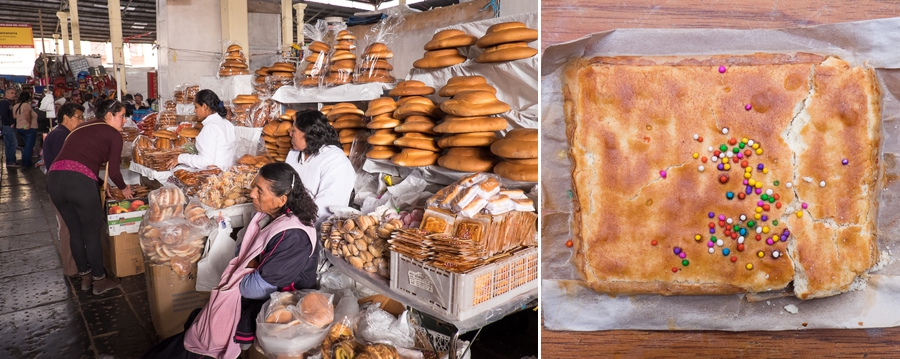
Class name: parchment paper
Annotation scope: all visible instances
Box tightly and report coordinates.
[541,17,900,331]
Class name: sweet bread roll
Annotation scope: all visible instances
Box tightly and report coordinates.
[437,132,497,148]
[299,292,334,328]
[476,22,538,48]
[366,145,400,159]
[265,309,294,324]
[394,99,442,119]
[413,49,467,69]
[388,80,435,97]
[325,72,352,86]
[222,60,248,68]
[304,53,323,64]
[186,206,208,227]
[367,118,401,129]
[332,59,356,71]
[331,50,357,61]
[309,41,331,53]
[391,148,439,167]
[505,157,538,165]
[327,105,364,119]
[254,67,270,76]
[434,115,507,133]
[393,133,439,152]
[358,59,393,71]
[493,160,537,182]
[271,62,296,72]
[440,91,510,117]
[438,147,498,172]
[362,42,393,59]
[333,116,366,129]
[226,44,242,52]
[276,136,293,147]
[275,121,293,136]
[335,40,356,51]
[339,129,362,144]
[393,116,437,134]
[355,70,394,83]
[336,30,356,41]
[368,129,399,145]
[424,29,477,50]
[263,122,279,136]
[365,98,397,116]
[218,68,250,76]
[475,42,537,63]
[490,128,538,158]
[438,76,497,97]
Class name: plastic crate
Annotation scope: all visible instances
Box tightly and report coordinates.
[414,326,471,359]
[391,247,537,321]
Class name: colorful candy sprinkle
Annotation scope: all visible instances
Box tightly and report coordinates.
[719,66,727,73]
[746,263,753,270]
[731,256,738,262]
[757,251,765,258]
[722,128,729,135]
[802,203,808,209]
[672,267,678,273]
[797,211,804,218]
[565,240,573,248]
[674,247,682,255]
[820,180,826,188]
[723,248,731,256]
[660,170,667,179]
[773,250,781,258]
[745,104,752,111]
[842,159,849,165]
[698,165,705,172]
[651,240,658,246]
[682,259,690,266]
[786,182,793,188]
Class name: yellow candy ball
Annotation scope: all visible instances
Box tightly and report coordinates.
[797,211,804,218]
[757,251,765,258]
[693,152,699,159]
[754,213,762,220]
[756,148,763,155]
[755,182,763,189]
[746,263,753,270]
[755,207,763,213]
[741,138,748,143]
[762,168,769,174]
[695,234,702,241]
[744,173,752,179]
[752,143,760,149]
[724,164,731,170]
[748,179,756,186]
[762,226,770,234]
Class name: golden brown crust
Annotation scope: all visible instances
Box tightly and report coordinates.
[564,53,880,299]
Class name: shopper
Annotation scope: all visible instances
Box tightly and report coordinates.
[0,89,17,168]
[286,110,356,225]
[142,162,318,359]
[48,99,132,295]
[82,93,95,120]
[166,89,236,170]
[134,93,150,110]
[43,102,85,277]
[123,93,136,118]
[13,91,38,168]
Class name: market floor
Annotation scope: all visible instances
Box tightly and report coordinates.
[0,158,157,359]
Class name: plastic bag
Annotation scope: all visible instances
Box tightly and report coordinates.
[357,305,415,349]
[299,20,331,88]
[138,217,205,274]
[196,217,234,291]
[218,40,250,78]
[256,291,335,358]
[320,266,355,291]
[355,15,405,84]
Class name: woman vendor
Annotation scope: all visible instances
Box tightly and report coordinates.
[142,162,319,359]
[286,110,357,226]
[48,99,132,295]
[167,89,236,170]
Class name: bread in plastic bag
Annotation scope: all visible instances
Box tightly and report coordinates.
[357,304,415,349]
[256,291,336,358]
[299,20,331,88]
[355,15,404,84]
[219,41,250,78]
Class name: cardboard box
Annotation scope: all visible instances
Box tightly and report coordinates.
[106,197,148,235]
[145,262,210,340]
[358,294,406,317]
[101,232,144,277]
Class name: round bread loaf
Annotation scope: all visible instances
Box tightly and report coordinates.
[396,96,434,106]
[434,115,508,133]
[254,68,270,76]
[333,117,366,129]
[476,22,538,48]
[355,69,393,79]
[424,29,478,50]
[413,49,467,69]
[179,127,201,138]
[299,292,334,328]
[335,40,357,51]
[327,106,364,120]
[394,102,441,119]
[331,50,357,61]
[265,308,294,324]
[367,145,400,159]
[438,147,499,172]
[394,116,437,134]
[359,59,393,71]
[490,128,538,158]
[367,118,401,129]
[222,60,248,68]
[355,73,395,83]
[365,98,397,117]
[363,43,393,59]
[441,91,510,117]
[299,76,321,87]
[391,148,439,167]
[389,80,436,97]
[218,68,250,76]
[342,143,351,156]
[493,160,537,182]
[475,42,538,63]
[438,76,497,97]
[394,133,439,152]
[367,129,399,145]
[338,129,362,144]
[270,71,294,78]
[325,73,352,86]
[437,132,497,148]
[276,136,292,146]
[332,59,356,71]
[254,76,267,84]
[274,121,293,136]
[336,30,356,40]
[226,44,242,52]
[505,157,538,165]
[308,41,331,53]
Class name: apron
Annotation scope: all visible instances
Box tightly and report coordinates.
[183,212,315,359]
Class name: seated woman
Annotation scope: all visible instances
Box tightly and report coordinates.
[142,162,318,359]
[167,89,236,170]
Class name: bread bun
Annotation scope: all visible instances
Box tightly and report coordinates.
[334,40,357,51]
[358,59,393,71]
[237,154,258,165]
[331,50,357,61]
[475,42,537,63]
[342,143,352,156]
[490,128,538,158]
[391,148,439,167]
[363,42,393,59]
[393,116,437,134]
[218,68,250,76]
[439,76,497,97]
[222,60,248,68]
[304,53,323,63]
[325,72,352,86]
[308,41,331,53]
[179,127,201,138]
[354,70,394,83]
[265,308,294,324]
[440,91,510,117]
[367,129,399,145]
[434,115,508,133]
[424,29,478,50]
[394,100,442,119]
[367,118,401,129]
[299,76,321,87]
[388,80,436,97]
[326,106,364,120]
[505,157,538,165]
[394,133,439,152]
[365,98,397,117]
[254,67,270,76]
[263,122,279,136]
[270,71,294,78]
[333,116,366,129]
[413,49,467,69]
[476,22,538,48]
[437,132,497,148]
[339,129,363,144]
[493,160,537,182]
[299,292,334,328]
[226,44,242,52]
[153,130,177,139]
[275,121,293,136]
[336,30,356,41]
[438,147,499,172]
[366,145,400,159]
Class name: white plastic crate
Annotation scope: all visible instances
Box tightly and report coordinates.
[391,247,538,321]
[414,326,471,359]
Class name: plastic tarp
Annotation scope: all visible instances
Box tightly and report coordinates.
[199,75,255,103]
[271,83,387,104]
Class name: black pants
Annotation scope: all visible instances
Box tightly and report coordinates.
[48,170,107,279]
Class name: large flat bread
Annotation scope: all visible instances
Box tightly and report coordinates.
[563,53,881,299]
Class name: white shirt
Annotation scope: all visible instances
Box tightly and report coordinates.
[286,145,356,224]
[40,94,56,118]
[177,113,236,170]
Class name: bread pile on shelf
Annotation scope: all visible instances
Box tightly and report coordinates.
[138,186,208,277]
[122,127,138,142]
[132,131,185,171]
[164,100,177,112]
[326,30,357,86]
[364,97,400,160]
[157,111,177,129]
[256,62,296,94]
[385,81,443,167]
[300,41,331,87]
[262,109,296,162]
[356,43,394,83]
[490,128,537,182]
[219,44,250,77]
[326,103,365,156]
[475,22,538,63]
[249,99,279,128]
[253,66,270,94]
[173,167,222,196]
[198,162,263,209]
[320,214,398,278]
[413,29,476,69]
[430,76,509,172]
[231,94,260,127]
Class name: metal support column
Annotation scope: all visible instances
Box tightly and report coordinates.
[108,0,126,97]
[56,11,69,55]
[293,3,307,46]
[220,0,249,62]
[70,0,82,55]
[281,0,292,54]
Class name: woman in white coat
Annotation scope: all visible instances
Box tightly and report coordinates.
[167,89,236,170]
[286,110,356,225]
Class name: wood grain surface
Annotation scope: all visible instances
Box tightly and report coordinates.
[540,1,900,357]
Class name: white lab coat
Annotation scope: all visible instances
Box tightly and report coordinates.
[285,145,356,224]
[177,113,236,170]
[40,94,56,119]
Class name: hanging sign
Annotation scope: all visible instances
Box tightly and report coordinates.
[0,24,36,76]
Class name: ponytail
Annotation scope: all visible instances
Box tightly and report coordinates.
[194,89,227,118]
[258,162,318,226]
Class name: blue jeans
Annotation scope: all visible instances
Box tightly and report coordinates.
[16,128,36,167]
[1,125,16,165]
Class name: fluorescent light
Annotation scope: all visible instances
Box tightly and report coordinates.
[93,4,107,8]
[131,25,145,29]
[304,0,373,11]
[134,22,148,26]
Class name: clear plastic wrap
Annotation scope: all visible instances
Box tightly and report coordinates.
[325,23,356,87]
[218,40,250,78]
[256,291,335,358]
[138,217,206,275]
[299,20,331,88]
[184,198,213,231]
[355,15,404,84]
[357,305,415,349]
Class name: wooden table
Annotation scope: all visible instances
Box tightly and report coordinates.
[540,1,900,357]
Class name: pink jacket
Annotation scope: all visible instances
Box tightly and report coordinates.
[184,212,316,358]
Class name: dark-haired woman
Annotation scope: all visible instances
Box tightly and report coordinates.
[13,91,38,168]
[166,89,236,170]
[143,162,319,359]
[48,99,132,295]
[286,110,356,225]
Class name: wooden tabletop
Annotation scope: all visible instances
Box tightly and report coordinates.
[540,1,900,357]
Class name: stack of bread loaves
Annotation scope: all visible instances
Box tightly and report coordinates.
[326,30,357,86]
[475,22,538,63]
[387,81,442,167]
[268,62,296,91]
[490,128,538,182]
[262,109,297,162]
[413,29,477,69]
[253,66,270,94]
[300,41,331,87]
[433,76,509,172]
[364,97,401,160]
[356,43,394,83]
[231,94,260,127]
[328,103,365,156]
[219,44,250,77]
